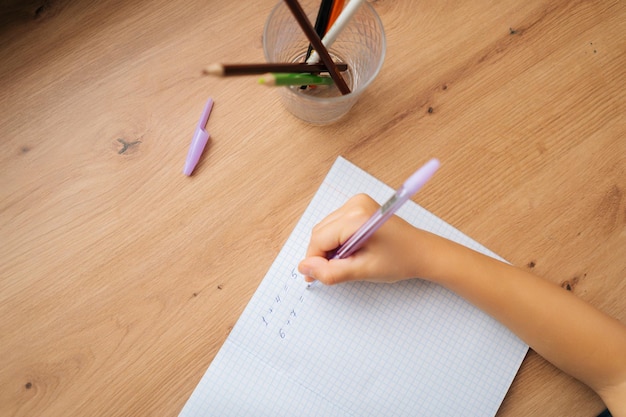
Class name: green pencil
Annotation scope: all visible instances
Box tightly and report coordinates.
[258,73,334,86]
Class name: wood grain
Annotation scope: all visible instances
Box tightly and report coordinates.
[0,0,624,415]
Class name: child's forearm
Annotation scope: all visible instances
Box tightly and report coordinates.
[419,232,626,411]
[300,193,626,414]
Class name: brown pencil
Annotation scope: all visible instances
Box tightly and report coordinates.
[203,62,349,76]
[282,0,351,95]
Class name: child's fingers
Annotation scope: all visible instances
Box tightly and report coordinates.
[298,256,361,285]
[305,195,380,259]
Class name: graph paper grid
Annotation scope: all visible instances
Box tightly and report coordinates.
[179,157,528,417]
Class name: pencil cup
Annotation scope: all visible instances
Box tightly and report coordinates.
[263,0,385,125]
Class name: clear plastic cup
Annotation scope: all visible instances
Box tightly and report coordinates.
[263,1,386,125]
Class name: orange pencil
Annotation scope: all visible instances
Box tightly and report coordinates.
[325,0,346,33]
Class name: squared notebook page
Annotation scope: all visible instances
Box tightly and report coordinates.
[179,156,528,416]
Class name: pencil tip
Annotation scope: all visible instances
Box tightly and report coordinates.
[258,73,274,86]
[202,64,223,76]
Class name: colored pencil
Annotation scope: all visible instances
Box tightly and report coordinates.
[203,62,348,76]
[308,0,365,64]
[283,0,351,95]
[258,73,334,86]
[304,0,334,61]
[325,0,346,33]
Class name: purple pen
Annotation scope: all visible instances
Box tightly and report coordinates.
[183,98,214,176]
[307,158,440,288]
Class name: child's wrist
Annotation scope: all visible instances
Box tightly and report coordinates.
[408,229,464,285]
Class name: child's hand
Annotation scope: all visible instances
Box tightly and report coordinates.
[298,194,441,285]
[298,197,626,414]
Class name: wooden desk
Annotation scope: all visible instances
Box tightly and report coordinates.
[1,0,624,415]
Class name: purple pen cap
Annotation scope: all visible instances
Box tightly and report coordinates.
[402,158,440,194]
[183,98,214,176]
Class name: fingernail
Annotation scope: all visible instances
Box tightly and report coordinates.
[299,265,313,279]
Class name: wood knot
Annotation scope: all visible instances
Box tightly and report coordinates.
[116,138,141,154]
[561,275,584,292]
[25,382,32,389]
[34,0,51,19]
